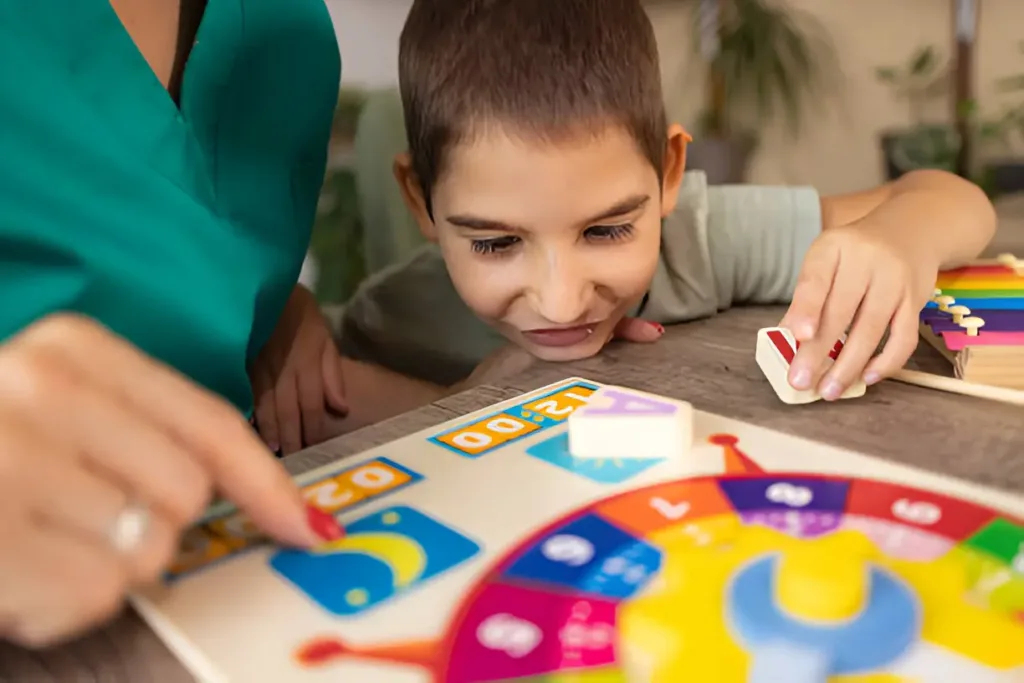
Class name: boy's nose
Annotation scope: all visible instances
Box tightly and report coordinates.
[529,260,592,325]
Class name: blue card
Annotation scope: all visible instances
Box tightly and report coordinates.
[270,505,480,616]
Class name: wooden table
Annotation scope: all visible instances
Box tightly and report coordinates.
[3,306,1022,682]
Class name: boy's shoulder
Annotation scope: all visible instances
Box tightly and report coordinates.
[338,246,506,385]
[642,170,718,322]
[647,171,823,322]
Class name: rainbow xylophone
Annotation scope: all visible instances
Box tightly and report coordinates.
[919,254,1024,389]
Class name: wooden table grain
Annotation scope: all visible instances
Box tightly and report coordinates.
[3,306,1022,682]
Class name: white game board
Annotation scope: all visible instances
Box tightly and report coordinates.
[132,377,1024,682]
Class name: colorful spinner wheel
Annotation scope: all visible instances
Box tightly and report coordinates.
[295,440,1024,682]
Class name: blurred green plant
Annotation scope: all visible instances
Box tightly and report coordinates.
[876,42,1024,195]
[875,45,960,175]
[971,41,1024,150]
[332,88,368,141]
[309,88,370,305]
[678,0,840,140]
[875,45,949,125]
[310,168,366,304]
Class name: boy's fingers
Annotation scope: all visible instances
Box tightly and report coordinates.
[780,243,839,341]
[789,262,867,391]
[820,282,898,398]
[863,302,921,383]
[613,317,664,343]
[321,343,349,415]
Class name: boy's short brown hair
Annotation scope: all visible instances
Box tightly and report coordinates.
[398,0,667,214]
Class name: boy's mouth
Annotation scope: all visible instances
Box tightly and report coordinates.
[521,324,597,348]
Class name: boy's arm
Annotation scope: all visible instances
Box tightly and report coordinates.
[818,169,996,269]
[703,179,823,308]
[651,169,995,321]
[640,170,823,323]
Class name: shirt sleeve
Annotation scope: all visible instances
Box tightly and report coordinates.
[337,245,507,386]
[705,182,823,306]
[636,171,721,324]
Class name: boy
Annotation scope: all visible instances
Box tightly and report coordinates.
[338,0,995,405]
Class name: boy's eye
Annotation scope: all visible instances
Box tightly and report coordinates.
[585,223,634,241]
[471,235,521,255]
[469,224,633,255]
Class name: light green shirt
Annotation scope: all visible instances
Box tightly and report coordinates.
[341,93,822,386]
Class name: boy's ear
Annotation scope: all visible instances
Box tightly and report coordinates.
[659,124,692,218]
[393,152,438,242]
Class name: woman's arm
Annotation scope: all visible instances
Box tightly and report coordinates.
[322,343,543,437]
[819,169,997,269]
[323,356,449,436]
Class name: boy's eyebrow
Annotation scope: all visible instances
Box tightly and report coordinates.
[446,194,650,231]
[583,194,650,224]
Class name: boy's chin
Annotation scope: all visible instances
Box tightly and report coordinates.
[525,343,602,363]
[510,330,610,363]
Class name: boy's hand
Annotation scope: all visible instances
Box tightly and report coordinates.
[611,316,665,343]
[250,286,348,454]
[779,224,938,400]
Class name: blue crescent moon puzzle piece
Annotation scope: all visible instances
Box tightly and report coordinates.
[269,505,481,616]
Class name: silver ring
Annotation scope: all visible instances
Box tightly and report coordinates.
[108,502,151,554]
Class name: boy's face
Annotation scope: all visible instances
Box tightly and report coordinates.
[396,124,688,362]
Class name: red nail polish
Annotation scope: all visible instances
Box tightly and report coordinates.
[651,323,665,335]
[306,505,345,542]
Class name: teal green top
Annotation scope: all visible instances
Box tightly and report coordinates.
[0,0,341,412]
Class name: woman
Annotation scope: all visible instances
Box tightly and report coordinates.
[0,0,663,648]
[0,0,380,648]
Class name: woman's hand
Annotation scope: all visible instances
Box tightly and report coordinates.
[250,285,348,455]
[0,314,334,648]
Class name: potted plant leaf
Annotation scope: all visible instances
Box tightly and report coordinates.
[975,42,1024,195]
[673,0,840,184]
[878,42,1024,196]
[875,45,959,180]
[309,87,370,305]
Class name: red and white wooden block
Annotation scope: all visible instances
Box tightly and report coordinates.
[755,327,867,405]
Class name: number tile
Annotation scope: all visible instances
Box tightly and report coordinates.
[429,381,598,458]
[166,457,422,580]
[501,513,661,600]
[716,476,850,514]
[594,479,731,537]
[844,479,995,541]
[446,582,618,682]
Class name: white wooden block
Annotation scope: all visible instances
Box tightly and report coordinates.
[755,327,867,405]
[568,385,692,460]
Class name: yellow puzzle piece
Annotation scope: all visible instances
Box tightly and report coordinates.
[618,524,1024,681]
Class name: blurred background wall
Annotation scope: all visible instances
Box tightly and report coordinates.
[326,0,1024,192]
[308,0,1024,302]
